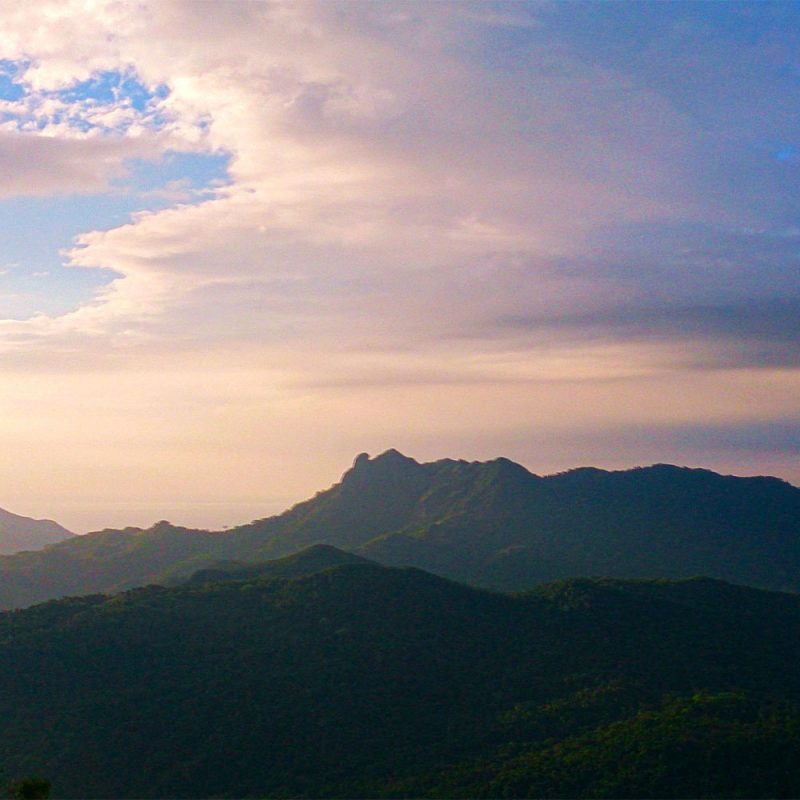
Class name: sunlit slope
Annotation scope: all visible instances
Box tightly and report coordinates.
[1,449,799,608]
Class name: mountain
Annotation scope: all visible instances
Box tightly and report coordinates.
[0,507,73,555]
[181,542,371,585]
[240,451,800,592]
[1,562,800,798]
[0,450,799,608]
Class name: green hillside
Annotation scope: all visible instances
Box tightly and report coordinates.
[1,560,800,797]
[1,450,799,609]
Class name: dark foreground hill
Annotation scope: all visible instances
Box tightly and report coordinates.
[0,507,72,555]
[1,449,799,608]
[2,555,800,798]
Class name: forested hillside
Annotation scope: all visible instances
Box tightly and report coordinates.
[1,450,799,609]
[1,556,800,798]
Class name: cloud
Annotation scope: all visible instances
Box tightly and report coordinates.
[0,128,161,197]
[652,419,800,457]
[495,297,800,370]
[0,1,791,378]
[0,2,794,374]
[0,1,696,325]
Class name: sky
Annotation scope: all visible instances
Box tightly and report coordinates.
[0,0,798,533]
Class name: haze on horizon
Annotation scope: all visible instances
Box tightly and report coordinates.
[0,1,798,533]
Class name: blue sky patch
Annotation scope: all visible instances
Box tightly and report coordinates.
[0,57,228,319]
[0,71,23,101]
[0,62,175,137]
[0,194,136,318]
[122,151,231,194]
[0,150,229,319]
[58,69,164,112]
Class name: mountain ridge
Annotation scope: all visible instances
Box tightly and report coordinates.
[0,450,798,608]
[0,506,73,555]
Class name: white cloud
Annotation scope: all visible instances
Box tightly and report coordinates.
[0,0,701,350]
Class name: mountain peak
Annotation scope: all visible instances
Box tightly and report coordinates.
[488,456,535,478]
[374,447,417,465]
[346,449,418,476]
[184,544,373,586]
[147,520,179,535]
[339,450,424,497]
[352,452,371,468]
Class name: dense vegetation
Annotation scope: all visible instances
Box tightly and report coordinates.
[2,550,800,798]
[1,450,799,609]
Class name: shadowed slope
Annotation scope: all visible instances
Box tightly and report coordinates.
[1,566,800,797]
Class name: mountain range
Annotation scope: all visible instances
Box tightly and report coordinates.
[0,507,72,555]
[2,549,800,798]
[0,449,799,608]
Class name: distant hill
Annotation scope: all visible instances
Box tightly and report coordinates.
[182,543,371,585]
[0,449,799,608]
[1,563,800,797]
[0,507,72,555]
